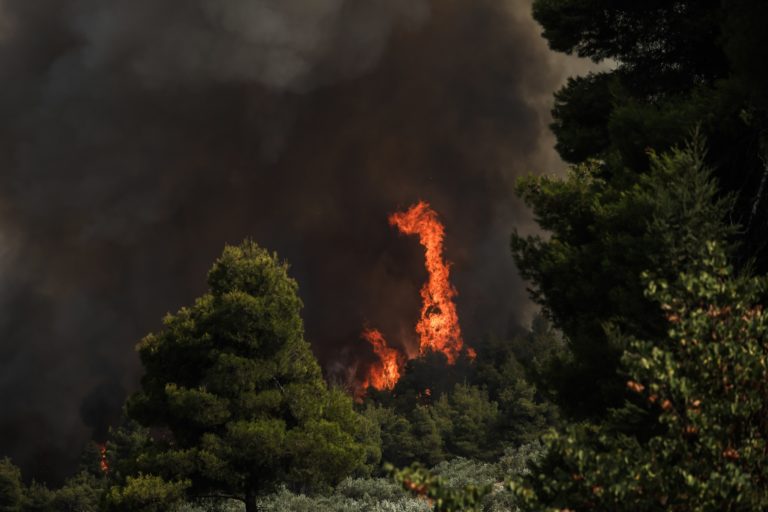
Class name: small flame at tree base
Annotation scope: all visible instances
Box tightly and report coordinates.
[360,201,474,396]
[98,443,109,474]
[361,328,404,391]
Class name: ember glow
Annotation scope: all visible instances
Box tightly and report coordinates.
[361,201,473,394]
[361,328,404,391]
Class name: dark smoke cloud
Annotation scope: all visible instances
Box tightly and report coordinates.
[0,0,592,482]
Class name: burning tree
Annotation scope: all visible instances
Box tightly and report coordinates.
[114,241,378,512]
[362,201,474,395]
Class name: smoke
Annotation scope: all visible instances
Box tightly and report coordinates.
[0,0,593,482]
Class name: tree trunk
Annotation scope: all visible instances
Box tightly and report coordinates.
[245,489,258,512]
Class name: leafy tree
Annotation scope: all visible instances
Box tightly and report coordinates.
[514,238,768,510]
[409,406,445,467]
[431,385,499,461]
[472,318,561,445]
[0,459,22,512]
[106,475,189,512]
[533,0,726,88]
[550,72,615,163]
[512,140,736,418]
[252,477,431,512]
[51,471,105,512]
[391,442,547,512]
[363,404,419,468]
[21,481,53,512]
[104,419,154,485]
[533,0,768,268]
[120,241,377,512]
[389,463,491,512]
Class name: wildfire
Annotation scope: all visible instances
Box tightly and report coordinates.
[98,443,109,474]
[361,201,473,395]
[389,201,466,363]
[361,328,403,391]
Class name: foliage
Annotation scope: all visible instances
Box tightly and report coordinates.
[366,315,559,469]
[532,0,768,268]
[515,239,768,510]
[106,474,189,512]
[472,317,562,444]
[177,500,243,512]
[390,442,547,512]
[104,420,154,484]
[0,459,22,512]
[533,0,726,85]
[512,140,736,418]
[389,464,491,512]
[0,451,108,512]
[431,385,499,461]
[21,481,54,512]
[179,478,431,512]
[118,240,376,510]
[550,72,615,163]
[49,471,104,512]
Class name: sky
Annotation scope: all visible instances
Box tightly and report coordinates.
[0,0,596,482]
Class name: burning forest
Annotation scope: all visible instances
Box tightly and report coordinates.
[359,201,474,396]
[11,0,768,510]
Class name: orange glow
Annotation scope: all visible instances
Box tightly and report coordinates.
[389,201,466,364]
[98,443,109,474]
[362,328,403,391]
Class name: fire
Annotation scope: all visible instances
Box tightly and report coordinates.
[389,201,465,363]
[361,328,403,391]
[98,443,109,474]
[360,201,473,395]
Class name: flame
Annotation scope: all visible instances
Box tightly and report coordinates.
[98,443,109,474]
[389,201,465,363]
[361,328,403,391]
[358,201,473,396]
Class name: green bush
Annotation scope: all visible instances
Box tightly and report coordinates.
[177,478,429,512]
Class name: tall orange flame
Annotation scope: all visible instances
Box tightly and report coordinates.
[389,201,465,363]
[359,201,472,397]
[361,328,403,391]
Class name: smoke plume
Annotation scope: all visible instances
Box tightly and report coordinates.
[0,0,592,482]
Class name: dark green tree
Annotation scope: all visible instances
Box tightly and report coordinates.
[550,72,615,163]
[117,241,377,512]
[512,141,736,418]
[49,472,104,512]
[533,0,726,88]
[533,0,768,267]
[515,240,768,511]
[362,404,418,468]
[409,406,446,467]
[106,475,188,512]
[21,481,53,512]
[0,459,22,512]
[431,385,499,461]
[472,317,561,444]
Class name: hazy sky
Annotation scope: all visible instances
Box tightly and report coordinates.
[0,0,596,481]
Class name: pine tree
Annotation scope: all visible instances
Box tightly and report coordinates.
[511,139,736,418]
[113,241,377,512]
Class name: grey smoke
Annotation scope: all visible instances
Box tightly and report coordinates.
[69,0,429,91]
[0,0,593,483]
